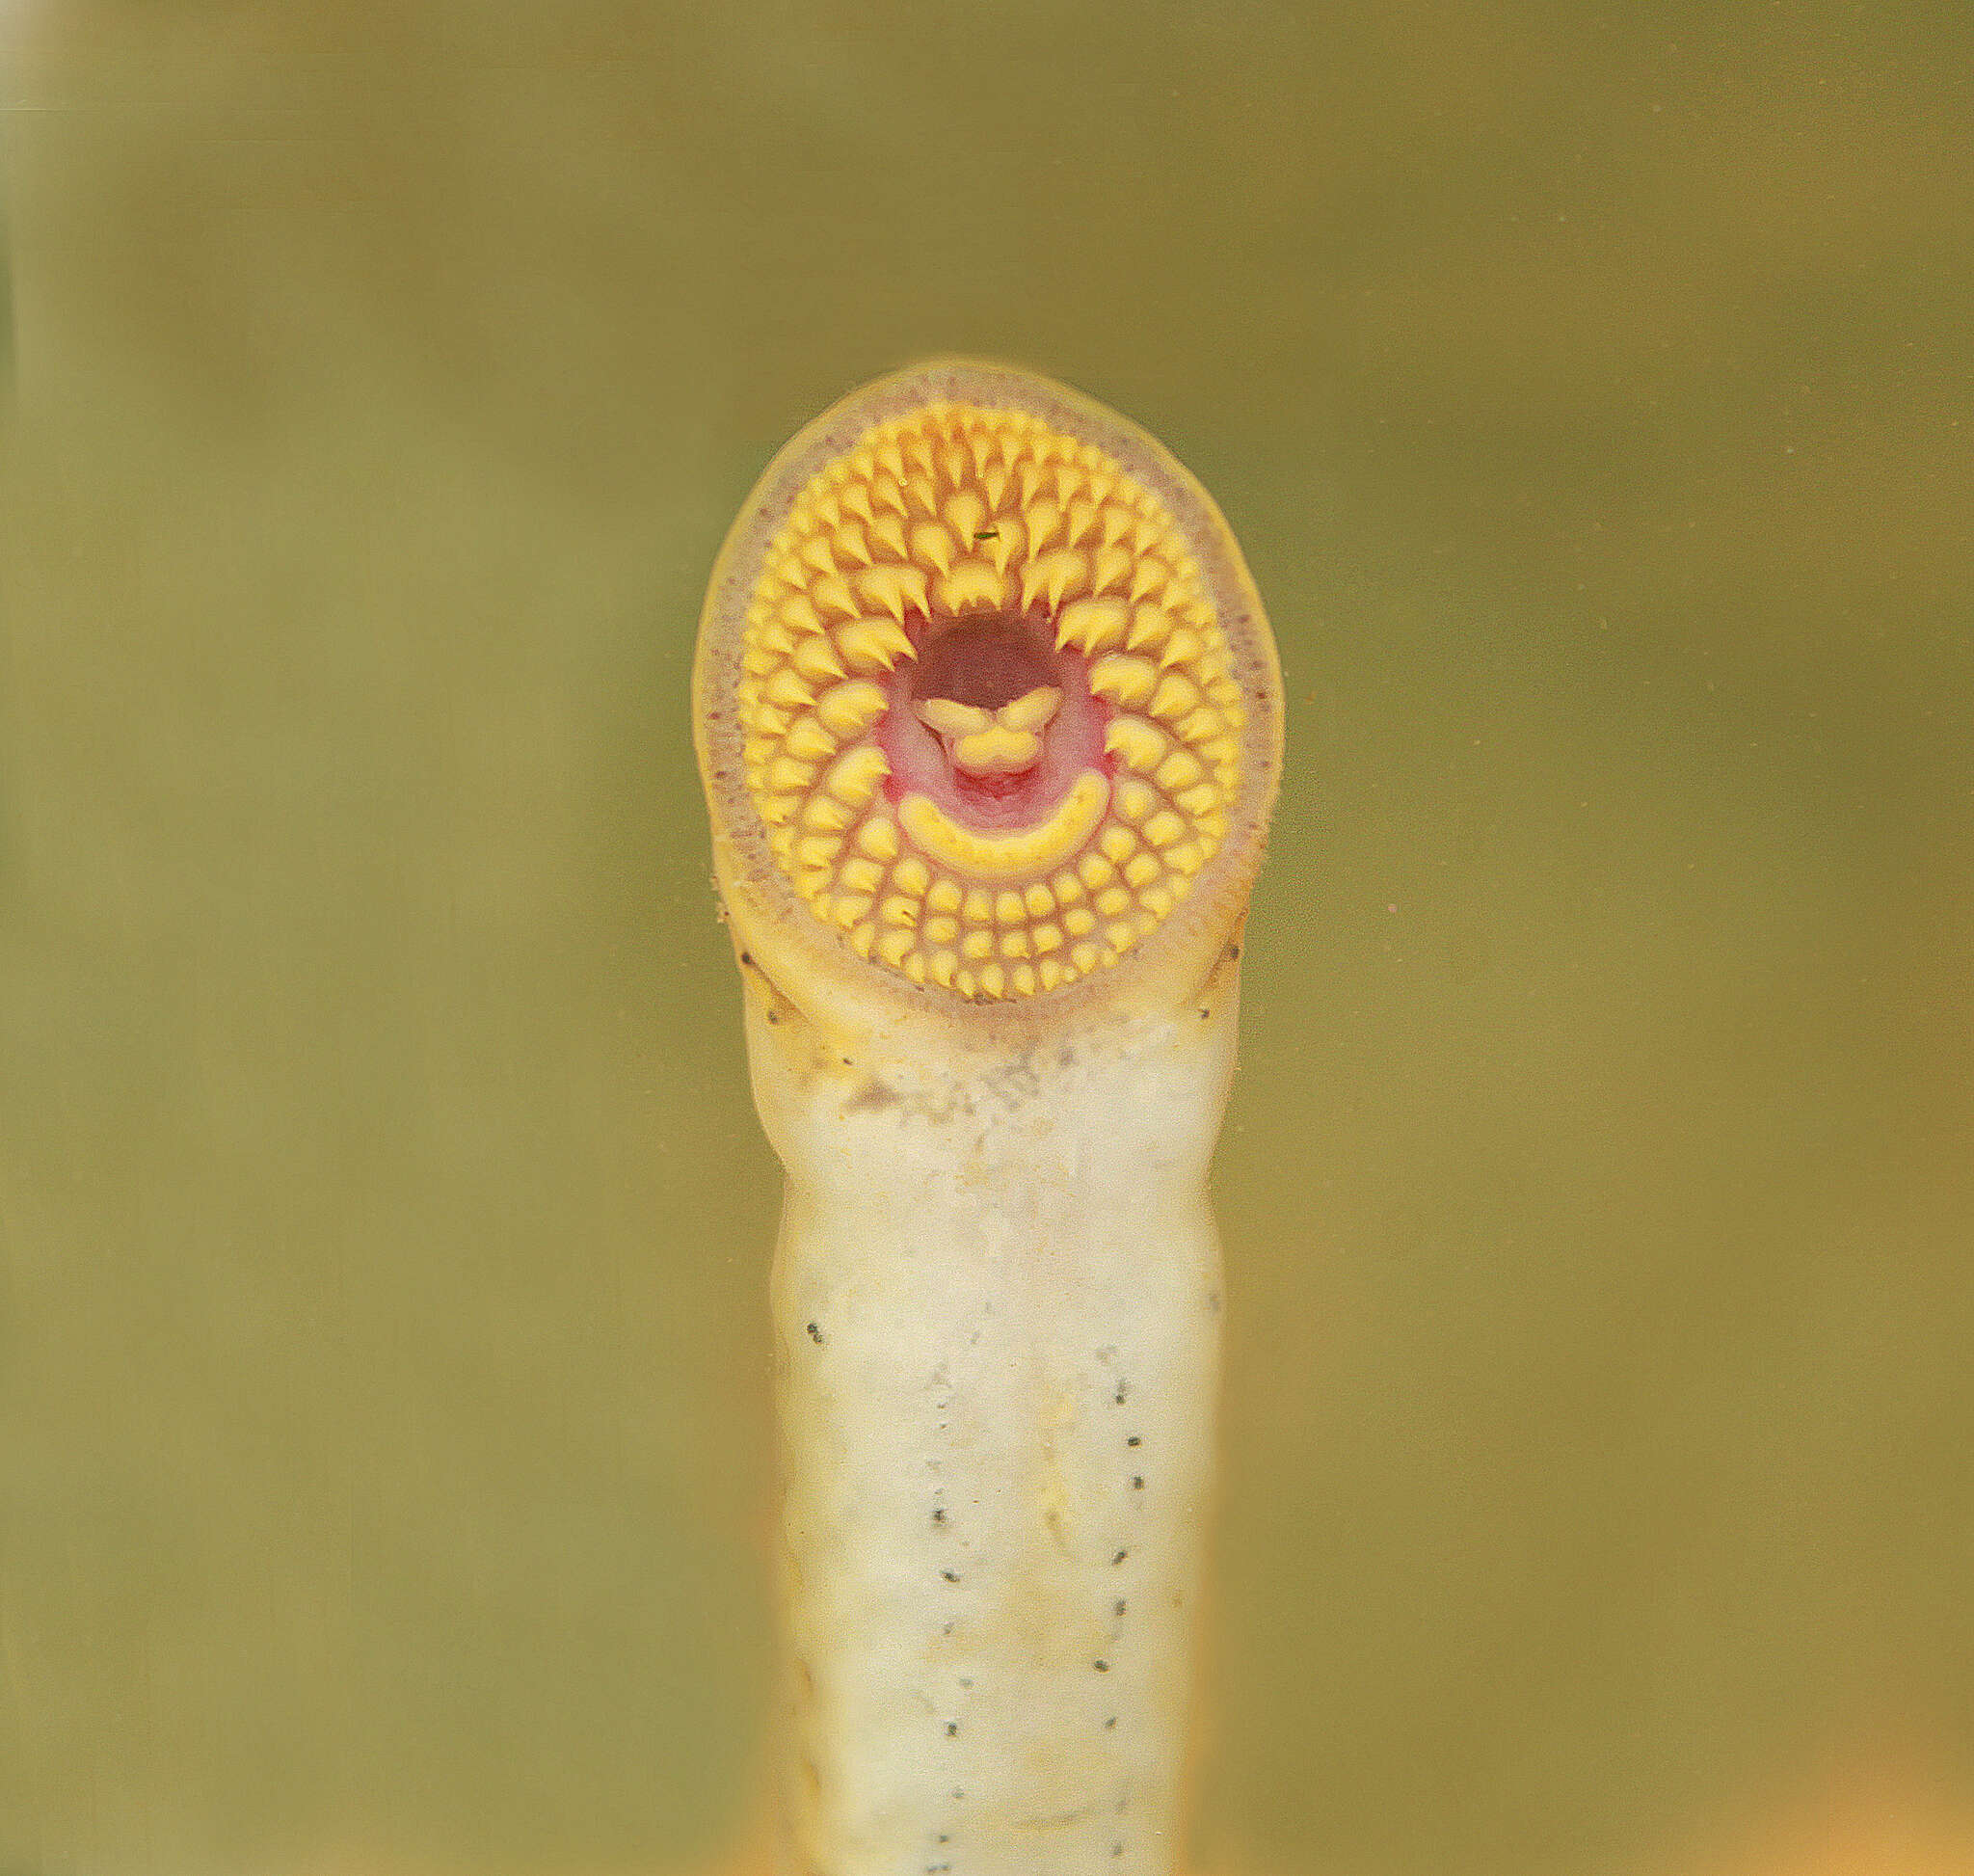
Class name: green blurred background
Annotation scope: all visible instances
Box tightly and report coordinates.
[1,3,1968,1872]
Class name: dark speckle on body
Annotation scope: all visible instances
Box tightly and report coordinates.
[843,1078,900,1113]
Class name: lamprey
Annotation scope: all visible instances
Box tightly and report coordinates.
[694,361,1282,1876]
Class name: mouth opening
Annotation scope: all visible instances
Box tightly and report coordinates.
[878,610,1108,833]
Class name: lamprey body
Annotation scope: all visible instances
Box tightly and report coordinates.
[693,362,1282,1876]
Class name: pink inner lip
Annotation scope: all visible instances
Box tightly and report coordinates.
[872,612,1110,834]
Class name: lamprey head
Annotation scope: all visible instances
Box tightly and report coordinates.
[695,362,1282,1034]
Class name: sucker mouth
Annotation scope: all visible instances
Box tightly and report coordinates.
[731,396,1251,1002]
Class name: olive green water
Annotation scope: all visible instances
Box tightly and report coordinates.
[1,5,1969,1873]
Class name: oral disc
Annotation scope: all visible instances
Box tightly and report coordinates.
[734,399,1253,1002]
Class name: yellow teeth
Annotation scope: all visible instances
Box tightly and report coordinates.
[899,771,1111,883]
[915,685,1063,776]
[734,399,1251,1001]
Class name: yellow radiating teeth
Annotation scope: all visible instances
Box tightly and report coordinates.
[911,522,955,576]
[812,574,859,620]
[792,637,845,685]
[1055,596,1130,655]
[1090,654,1158,709]
[855,564,928,621]
[765,667,814,710]
[1091,544,1133,595]
[1147,671,1201,722]
[840,856,885,895]
[944,490,984,540]
[978,518,1021,576]
[836,617,915,673]
[1105,716,1169,773]
[784,715,836,764]
[1159,628,1204,671]
[732,397,1254,1000]
[820,743,890,807]
[1155,747,1204,791]
[938,559,1004,610]
[813,683,884,742]
[1020,548,1089,611]
[856,816,900,862]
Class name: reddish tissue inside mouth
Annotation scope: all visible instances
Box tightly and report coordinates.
[873,613,1109,833]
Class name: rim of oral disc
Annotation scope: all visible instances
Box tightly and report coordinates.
[694,359,1283,1021]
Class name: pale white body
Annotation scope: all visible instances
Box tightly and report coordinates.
[748,989,1240,1876]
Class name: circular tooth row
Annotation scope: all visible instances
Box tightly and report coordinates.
[737,403,1250,1000]
[785,809,1205,1000]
